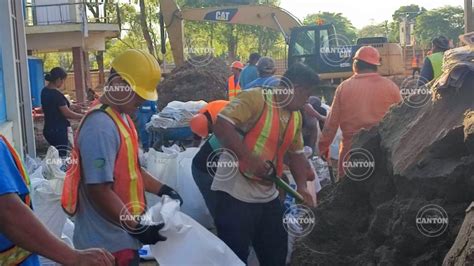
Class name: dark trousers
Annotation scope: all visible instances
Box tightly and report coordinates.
[191,163,217,219]
[215,191,288,266]
[43,128,69,157]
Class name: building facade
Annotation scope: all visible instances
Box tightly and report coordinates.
[0,0,35,157]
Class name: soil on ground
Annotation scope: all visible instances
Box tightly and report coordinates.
[291,69,474,265]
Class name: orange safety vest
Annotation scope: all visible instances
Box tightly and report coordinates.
[411,56,419,68]
[0,135,33,265]
[228,75,241,100]
[240,92,301,179]
[61,104,145,216]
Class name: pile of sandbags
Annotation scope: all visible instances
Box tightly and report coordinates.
[27,146,74,265]
[147,100,207,129]
[158,56,230,110]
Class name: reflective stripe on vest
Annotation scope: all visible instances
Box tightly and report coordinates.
[0,135,32,264]
[61,105,145,216]
[427,52,444,80]
[228,75,241,100]
[240,91,301,179]
[0,246,31,265]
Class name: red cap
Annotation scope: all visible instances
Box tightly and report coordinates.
[231,61,244,70]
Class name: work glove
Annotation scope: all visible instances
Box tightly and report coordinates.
[129,223,167,245]
[157,185,183,206]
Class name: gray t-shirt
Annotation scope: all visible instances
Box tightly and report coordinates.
[73,111,141,252]
[211,150,279,203]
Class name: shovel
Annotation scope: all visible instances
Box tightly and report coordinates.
[265,161,305,203]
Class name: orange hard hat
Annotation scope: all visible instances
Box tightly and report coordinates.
[190,113,209,138]
[231,61,244,70]
[353,46,381,66]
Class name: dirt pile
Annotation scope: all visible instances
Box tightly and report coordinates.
[292,64,474,265]
[157,56,230,110]
[443,202,474,266]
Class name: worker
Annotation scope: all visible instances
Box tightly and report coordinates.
[212,63,319,265]
[319,46,402,179]
[244,56,279,90]
[0,134,115,266]
[135,100,157,151]
[419,36,450,84]
[239,53,261,88]
[189,100,229,218]
[61,49,183,265]
[41,67,83,156]
[227,61,244,100]
[411,54,420,77]
[302,96,327,155]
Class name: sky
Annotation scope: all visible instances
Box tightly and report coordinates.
[279,0,463,29]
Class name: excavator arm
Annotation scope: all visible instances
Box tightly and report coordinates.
[160,0,302,65]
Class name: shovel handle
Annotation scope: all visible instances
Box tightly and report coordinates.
[265,161,305,203]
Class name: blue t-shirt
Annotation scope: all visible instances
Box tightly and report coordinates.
[244,76,280,90]
[239,65,259,89]
[0,138,40,266]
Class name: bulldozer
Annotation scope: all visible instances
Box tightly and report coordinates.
[159,0,405,102]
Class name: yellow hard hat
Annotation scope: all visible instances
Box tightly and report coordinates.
[111,49,161,101]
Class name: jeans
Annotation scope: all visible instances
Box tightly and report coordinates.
[136,112,154,151]
[191,163,217,219]
[214,191,288,266]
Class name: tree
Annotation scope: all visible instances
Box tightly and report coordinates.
[358,22,388,38]
[303,12,357,43]
[388,4,426,42]
[414,6,464,48]
[139,0,156,57]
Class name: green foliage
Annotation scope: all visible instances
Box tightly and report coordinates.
[303,12,357,43]
[358,22,388,38]
[34,52,73,73]
[414,6,464,48]
[387,5,426,43]
[392,4,426,21]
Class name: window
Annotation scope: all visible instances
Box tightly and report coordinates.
[291,30,316,56]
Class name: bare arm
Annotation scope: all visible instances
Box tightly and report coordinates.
[0,194,114,265]
[59,105,83,120]
[288,153,316,207]
[86,183,138,229]
[303,103,326,122]
[141,167,164,194]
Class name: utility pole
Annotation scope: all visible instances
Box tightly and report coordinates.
[465,0,473,33]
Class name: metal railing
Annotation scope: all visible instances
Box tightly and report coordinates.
[24,1,119,27]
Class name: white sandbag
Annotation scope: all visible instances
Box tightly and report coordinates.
[25,155,41,175]
[146,148,179,190]
[176,148,214,228]
[30,177,66,238]
[42,146,66,180]
[139,148,148,167]
[29,165,43,181]
[147,197,244,266]
[161,144,181,154]
[61,218,75,247]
